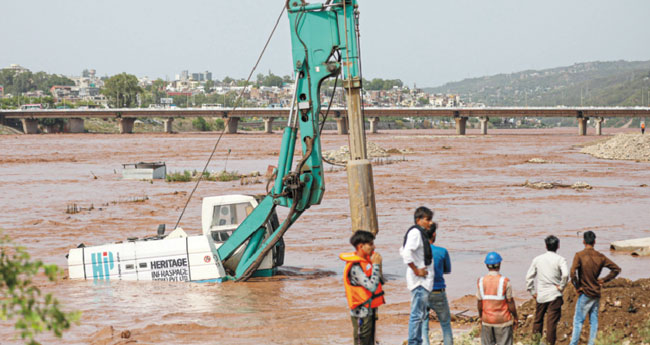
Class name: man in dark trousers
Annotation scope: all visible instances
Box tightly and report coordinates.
[422,222,453,345]
[340,230,386,345]
[569,231,621,345]
[525,235,568,345]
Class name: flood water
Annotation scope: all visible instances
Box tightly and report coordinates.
[1,127,649,344]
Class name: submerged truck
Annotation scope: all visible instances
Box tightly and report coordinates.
[67,195,284,282]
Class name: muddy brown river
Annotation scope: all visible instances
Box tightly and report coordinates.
[1,127,648,344]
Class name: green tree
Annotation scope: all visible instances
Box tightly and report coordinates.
[101,73,143,108]
[192,117,211,131]
[363,78,403,91]
[257,72,283,87]
[150,79,168,100]
[204,80,214,93]
[264,74,283,87]
[256,73,265,86]
[0,233,80,344]
[0,70,74,95]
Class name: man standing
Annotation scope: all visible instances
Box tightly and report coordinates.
[401,206,434,345]
[525,235,569,345]
[477,252,518,345]
[641,121,645,134]
[569,231,621,345]
[422,222,453,345]
[340,230,386,345]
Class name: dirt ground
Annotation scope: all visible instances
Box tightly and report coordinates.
[515,278,650,345]
[1,127,649,344]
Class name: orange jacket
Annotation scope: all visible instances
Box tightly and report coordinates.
[340,252,385,310]
[478,273,512,324]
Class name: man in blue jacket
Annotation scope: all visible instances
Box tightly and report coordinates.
[422,222,453,345]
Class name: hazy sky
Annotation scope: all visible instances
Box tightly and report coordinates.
[3,0,650,87]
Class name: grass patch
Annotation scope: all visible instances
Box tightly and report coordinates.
[165,169,241,182]
[641,319,650,343]
[166,170,192,182]
[595,329,624,345]
[215,170,241,182]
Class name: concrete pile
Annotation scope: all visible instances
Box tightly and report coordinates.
[581,133,650,161]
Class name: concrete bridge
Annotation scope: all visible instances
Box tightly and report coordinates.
[2,107,649,136]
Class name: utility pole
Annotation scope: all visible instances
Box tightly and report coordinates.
[342,3,379,235]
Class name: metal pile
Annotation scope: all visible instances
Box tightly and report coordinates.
[581,133,650,161]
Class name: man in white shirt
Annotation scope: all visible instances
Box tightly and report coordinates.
[400,206,434,345]
[525,235,568,345]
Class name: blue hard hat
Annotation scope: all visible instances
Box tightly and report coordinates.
[484,252,502,265]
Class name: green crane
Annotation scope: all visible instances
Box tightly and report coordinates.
[215,0,378,281]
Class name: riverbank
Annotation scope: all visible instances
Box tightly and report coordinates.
[0,127,648,344]
[420,278,650,345]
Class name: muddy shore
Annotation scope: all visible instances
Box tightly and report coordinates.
[1,127,649,344]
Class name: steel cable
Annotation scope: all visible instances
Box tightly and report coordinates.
[173,4,287,230]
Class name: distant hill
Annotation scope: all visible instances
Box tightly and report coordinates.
[424,60,650,107]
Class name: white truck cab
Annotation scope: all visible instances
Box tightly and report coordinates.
[67,194,283,282]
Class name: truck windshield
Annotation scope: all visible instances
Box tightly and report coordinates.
[210,202,254,228]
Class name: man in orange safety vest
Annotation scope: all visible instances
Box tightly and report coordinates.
[340,230,386,345]
[477,252,518,345]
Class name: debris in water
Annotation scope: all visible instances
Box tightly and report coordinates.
[66,204,80,214]
[526,157,553,164]
[610,237,650,257]
[240,171,263,185]
[571,181,592,190]
[323,142,410,164]
[522,180,592,190]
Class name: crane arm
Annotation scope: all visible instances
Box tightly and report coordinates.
[215,0,366,281]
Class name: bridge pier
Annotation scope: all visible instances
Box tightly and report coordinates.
[68,118,85,133]
[595,117,604,136]
[21,119,39,134]
[163,118,174,133]
[479,117,489,135]
[369,117,380,134]
[263,117,275,133]
[336,118,348,135]
[119,118,135,134]
[455,116,468,135]
[226,117,239,134]
[577,116,589,136]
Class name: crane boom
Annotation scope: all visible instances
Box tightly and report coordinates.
[216,0,378,281]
